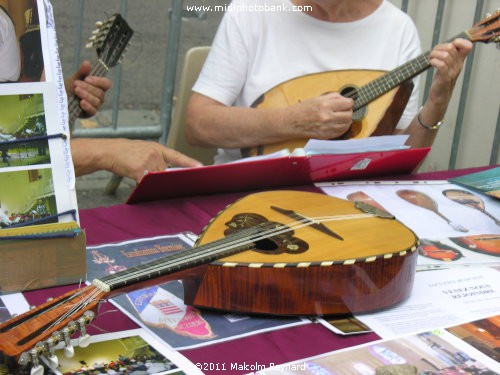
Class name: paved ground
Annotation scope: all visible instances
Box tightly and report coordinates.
[75,170,136,209]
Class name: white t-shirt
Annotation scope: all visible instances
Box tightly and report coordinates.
[0,6,21,82]
[193,0,422,163]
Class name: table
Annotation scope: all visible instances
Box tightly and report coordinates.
[23,166,493,374]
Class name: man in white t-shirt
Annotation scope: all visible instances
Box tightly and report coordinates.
[185,0,472,163]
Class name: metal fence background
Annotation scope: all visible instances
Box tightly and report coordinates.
[52,0,500,172]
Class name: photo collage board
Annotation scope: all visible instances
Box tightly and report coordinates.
[0,0,77,229]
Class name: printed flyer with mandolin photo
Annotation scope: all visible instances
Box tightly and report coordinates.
[318,180,500,268]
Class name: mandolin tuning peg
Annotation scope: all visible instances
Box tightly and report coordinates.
[47,355,59,369]
[77,312,93,348]
[30,365,44,375]
[44,337,59,369]
[18,352,31,366]
[64,345,75,358]
[79,333,91,348]
[95,21,103,28]
[62,327,75,358]
[29,346,44,375]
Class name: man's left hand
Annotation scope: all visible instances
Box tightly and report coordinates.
[65,60,111,117]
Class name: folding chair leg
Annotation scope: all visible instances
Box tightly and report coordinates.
[104,174,123,195]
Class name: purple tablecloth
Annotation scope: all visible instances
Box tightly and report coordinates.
[22,166,494,374]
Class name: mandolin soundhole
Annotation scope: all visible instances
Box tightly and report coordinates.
[224,213,309,254]
[339,85,367,122]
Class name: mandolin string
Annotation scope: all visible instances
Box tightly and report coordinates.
[43,286,103,333]
[107,213,374,286]
[46,287,107,333]
[108,214,372,282]
[341,53,430,108]
[48,224,276,331]
[37,287,90,327]
[48,225,273,331]
[106,213,374,289]
[45,213,374,334]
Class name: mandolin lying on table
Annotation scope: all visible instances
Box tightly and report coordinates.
[243,10,500,157]
[0,191,419,371]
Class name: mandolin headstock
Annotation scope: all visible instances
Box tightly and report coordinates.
[86,14,134,68]
[0,285,106,374]
[467,9,500,45]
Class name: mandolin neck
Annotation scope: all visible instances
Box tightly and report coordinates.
[67,59,109,129]
[93,226,262,292]
[354,31,470,110]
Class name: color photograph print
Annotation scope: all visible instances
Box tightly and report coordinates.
[417,235,500,269]
[0,299,10,323]
[319,315,372,335]
[112,280,307,350]
[0,0,44,84]
[255,329,500,374]
[0,294,29,324]
[446,316,500,363]
[318,182,500,238]
[0,93,50,169]
[0,1,77,224]
[46,329,202,375]
[0,168,57,228]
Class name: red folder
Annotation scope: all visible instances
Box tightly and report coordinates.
[126,147,430,203]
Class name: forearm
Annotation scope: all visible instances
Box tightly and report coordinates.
[186,98,291,149]
[72,138,202,182]
[401,38,472,149]
[401,97,448,148]
[185,93,354,149]
[71,138,113,176]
